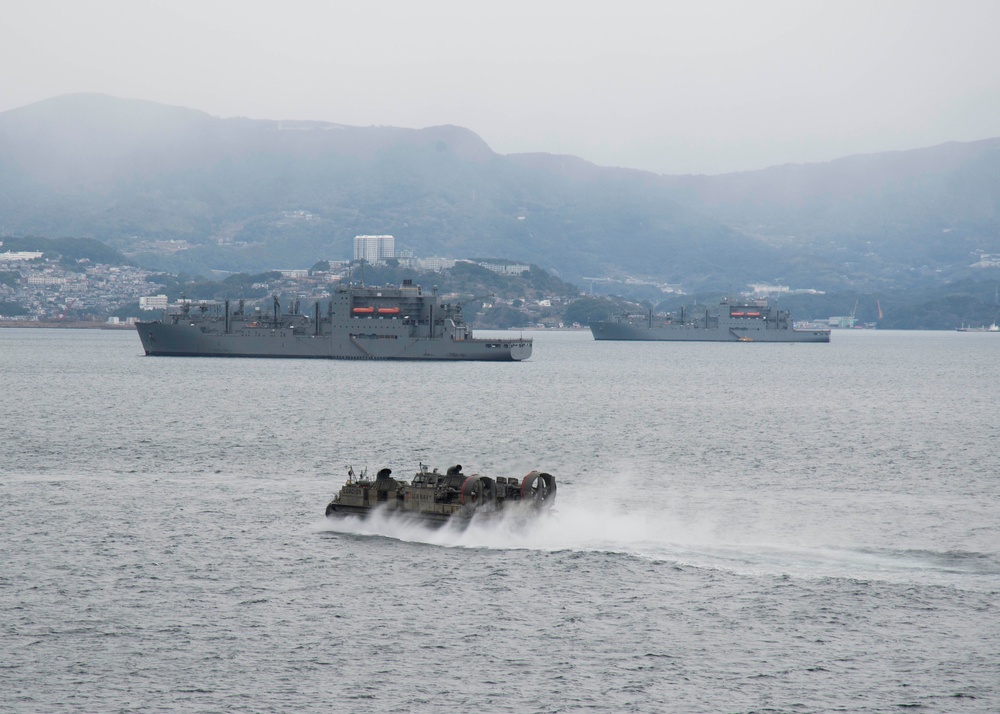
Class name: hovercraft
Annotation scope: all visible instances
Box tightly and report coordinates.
[325,464,556,525]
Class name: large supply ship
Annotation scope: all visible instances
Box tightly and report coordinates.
[325,464,556,526]
[136,280,532,360]
[591,298,831,343]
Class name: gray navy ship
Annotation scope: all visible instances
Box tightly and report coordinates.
[591,298,831,343]
[136,280,532,360]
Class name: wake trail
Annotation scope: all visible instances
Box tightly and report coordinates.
[314,501,1000,586]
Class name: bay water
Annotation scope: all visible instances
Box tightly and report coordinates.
[2,328,998,712]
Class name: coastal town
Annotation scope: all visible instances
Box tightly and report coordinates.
[0,247,158,325]
[0,237,586,328]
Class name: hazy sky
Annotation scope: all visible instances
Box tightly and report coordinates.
[4,0,999,174]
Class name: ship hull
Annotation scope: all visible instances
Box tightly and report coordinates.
[324,502,550,529]
[590,322,830,343]
[136,322,531,360]
[325,502,473,527]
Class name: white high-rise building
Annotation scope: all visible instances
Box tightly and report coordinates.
[353,235,395,264]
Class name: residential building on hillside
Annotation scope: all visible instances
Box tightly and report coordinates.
[415,257,456,271]
[0,250,44,262]
[477,261,530,275]
[139,295,168,311]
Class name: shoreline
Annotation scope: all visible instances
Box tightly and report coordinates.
[0,321,135,330]
[0,321,588,332]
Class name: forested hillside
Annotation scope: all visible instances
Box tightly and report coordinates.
[2,93,999,296]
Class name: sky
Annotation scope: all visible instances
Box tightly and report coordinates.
[4,0,1000,175]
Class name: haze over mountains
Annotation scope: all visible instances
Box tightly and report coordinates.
[2,93,998,295]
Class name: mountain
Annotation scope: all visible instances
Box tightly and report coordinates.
[666,139,1000,288]
[2,93,999,293]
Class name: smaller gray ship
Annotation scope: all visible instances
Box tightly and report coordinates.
[325,464,557,526]
[591,297,831,343]
[136,280,531,361]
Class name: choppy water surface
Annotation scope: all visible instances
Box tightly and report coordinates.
[2,328,998,712]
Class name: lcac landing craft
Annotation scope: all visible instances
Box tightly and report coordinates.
[325,464,556,526]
